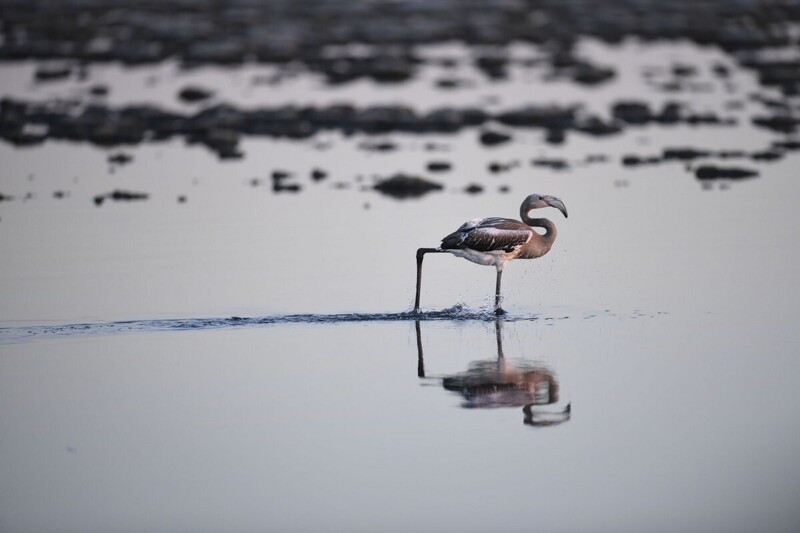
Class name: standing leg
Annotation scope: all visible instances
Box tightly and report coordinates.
[415,248,441,312]
[494,266,504,315]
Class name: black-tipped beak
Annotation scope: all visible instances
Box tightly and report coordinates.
[544,196,568,218]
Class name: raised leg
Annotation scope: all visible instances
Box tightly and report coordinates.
[414,248,442,312]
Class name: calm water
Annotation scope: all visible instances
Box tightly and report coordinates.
[2,38,800,532]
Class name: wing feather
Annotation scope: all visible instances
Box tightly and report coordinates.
[441,217,531,252]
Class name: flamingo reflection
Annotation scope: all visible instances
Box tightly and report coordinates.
[415,319,571,427]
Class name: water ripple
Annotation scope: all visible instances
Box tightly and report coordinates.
[0,305,549,344]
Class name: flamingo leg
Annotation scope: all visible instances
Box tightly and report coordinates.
[495,267,505,315]
[415,248,442,311]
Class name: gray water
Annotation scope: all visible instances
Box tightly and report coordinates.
[2,38,800,532]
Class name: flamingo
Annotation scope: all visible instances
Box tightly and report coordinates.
[414,194,568,314]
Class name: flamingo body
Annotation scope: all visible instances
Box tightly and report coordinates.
[414,194,567,313]
[441,217,537,267]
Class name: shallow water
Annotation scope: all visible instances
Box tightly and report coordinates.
[2,33,800,532]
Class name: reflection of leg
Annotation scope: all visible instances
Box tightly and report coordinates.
[494,318,504,358]
[415,248,442,311]
[415,319,425,378]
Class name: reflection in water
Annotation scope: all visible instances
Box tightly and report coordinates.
[416,320,571,427]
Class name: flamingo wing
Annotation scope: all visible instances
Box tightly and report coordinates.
[441,217,532,252]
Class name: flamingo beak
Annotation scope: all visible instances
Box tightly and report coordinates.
[543,196,568,218]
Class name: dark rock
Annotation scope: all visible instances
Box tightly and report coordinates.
[545,129,566,144]
[685,113,735,126]
[713,64,731,78]
[34,63,72,82]
[312,54,417,85]
[110,190,148,201]
[717,150,747,159]
[271,170,292,181]
[672,64,697,77]
[216,145,244,160]
[178,195,187,203]
[352,106,417,134]
[359,140,398,152]
[178,86,214,103]
[655,102,683,124]
[751,94,792,111]
[740,59,800,95]
[373,174,443,199]
[496,106,576,130]
[575,117,622,136]
[474,53,508,80]
[421,108,487,132]
[89,85,109,96]
[273,182,302,193]
[752,115,800,134]
[271,169,300,191]
[464,184,484,194]
[94,189,149,205]
[584,154,608,164]
[750,150,783,162]
[549,50,616,85]
[479,130,512,147]
[311,168,328,181]
[662,148,712,161]
[0,193,13,202]
[186,127,242,159]
[369,56,416,83]
[183,39,245,65]
[612,101,652,125]
[532,158,569,171]
[424,142,449,152]
[488,161,516,174]
[620,153,661,166]
[426,161,452,172]
[436,78,472,89]
[772,140,800,151]
[571,62,616,85]
[108,152,133,165]
[695,166,759,180]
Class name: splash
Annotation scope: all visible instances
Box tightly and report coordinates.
[0,305,542,344]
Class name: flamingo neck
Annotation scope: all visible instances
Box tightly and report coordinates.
[519,216,557,258]
[521,216,556,238]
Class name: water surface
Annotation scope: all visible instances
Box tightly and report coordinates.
[2,27,800,533]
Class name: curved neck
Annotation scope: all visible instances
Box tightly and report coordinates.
[520,201,557,238]
[519,208,557,258]
[521,216,556,239]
